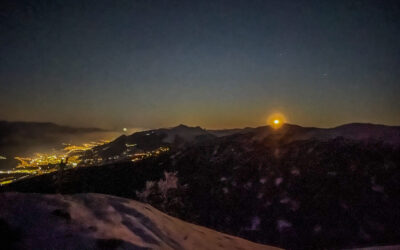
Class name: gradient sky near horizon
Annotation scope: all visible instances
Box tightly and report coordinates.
[1,0,399,130]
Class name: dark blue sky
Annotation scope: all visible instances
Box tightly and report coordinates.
[1,0,399,129]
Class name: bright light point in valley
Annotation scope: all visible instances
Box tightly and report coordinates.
[274,119,280,124]
[123,128,127,132]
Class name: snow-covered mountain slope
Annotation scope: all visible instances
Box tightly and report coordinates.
[0,192,280,250]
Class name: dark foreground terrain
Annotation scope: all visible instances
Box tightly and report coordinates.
[0,192,278,249]
[3,123,400,249]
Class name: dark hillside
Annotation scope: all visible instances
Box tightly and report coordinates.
[4,134,400,249]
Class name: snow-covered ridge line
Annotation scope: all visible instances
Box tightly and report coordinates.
[0,192,280,250]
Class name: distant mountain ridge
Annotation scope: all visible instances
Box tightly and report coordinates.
[246,123,400,145]
[0,120,106,135]
[91,124,214,159]
[94,122,400,160]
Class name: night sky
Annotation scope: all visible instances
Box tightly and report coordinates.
[1,0,399,130]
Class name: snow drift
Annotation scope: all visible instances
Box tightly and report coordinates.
[0,192,280,250]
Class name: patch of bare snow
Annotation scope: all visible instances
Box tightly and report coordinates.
[246,216,261,231]
[370,177,385,193]
[289,200,300,211]
[244,181,253,189]
[277,219,292,232]
[275,177,283,186]
[341,201,349,210]
[279,197,290,204]
[313,225,322,233]
[264,201,272,207]
[290,169,300,176]
[327,171,337,176]
[372,185,384,193]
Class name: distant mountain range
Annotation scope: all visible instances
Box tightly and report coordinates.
[2,121,399,163]
[0,120,105,135]
[119,122,400,147]
[92,122,400,160]
[4,121,400,249]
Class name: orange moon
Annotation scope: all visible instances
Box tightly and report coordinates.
[267,113,287,128]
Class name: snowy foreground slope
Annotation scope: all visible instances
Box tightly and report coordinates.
[0,193,280,250]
